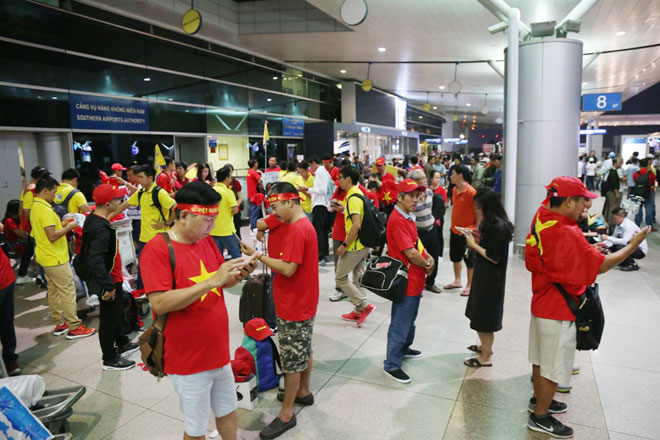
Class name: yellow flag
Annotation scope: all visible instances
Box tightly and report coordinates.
[263,120,270,145]
[154,144,166,175]
[386,165,398,177]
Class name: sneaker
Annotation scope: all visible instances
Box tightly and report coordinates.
[66,324,96,340]
[6,362,21,376]
[425,284,442,294]
[383,368,411,384]
[404,349,423,359]
[620,262,639,271]
[528,397,568,414]
[572,365,580,375]
[528,413,574,438]
[556,384,572,393]
[330,290,347,302]
[86,294,100,307]
[15,275,34,285]
[118,342,139,357]
[53,323,69,336]
[103,357,136,371]
[319,259,327,267]
[356,304,375,327]
[341,311,360,321]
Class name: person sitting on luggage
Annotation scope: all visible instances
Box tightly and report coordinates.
[141,181,256,440]
[600,207,648,271]
[82,184,138,371]
[240,182,319,440]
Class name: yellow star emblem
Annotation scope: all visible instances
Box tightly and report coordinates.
[188,261,221,302]
[525,218,557,256]
[383,191,393,203]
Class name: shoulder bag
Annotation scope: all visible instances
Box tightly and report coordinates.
[554,283,605,351]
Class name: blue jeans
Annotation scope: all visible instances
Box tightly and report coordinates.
[384,294,422,371]
[0,282,17,365]
[213,235,241,260]
[635,196,655,227]
[249,202,262,231]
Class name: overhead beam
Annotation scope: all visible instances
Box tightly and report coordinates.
[557,0,600,30]
[582,53,600,70]
[476,0,531,36]
[488,60,504,78]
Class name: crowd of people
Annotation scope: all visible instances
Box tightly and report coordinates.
[0,147,655,439]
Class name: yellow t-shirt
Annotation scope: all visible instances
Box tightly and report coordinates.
[29,197,69,266]
[343,185,365,251]
[299,174,314,213]
[54,183,88,214]
[22,189,34,211]
[127,182,176,243]
[211,182,237,237]
[280,172,299,186]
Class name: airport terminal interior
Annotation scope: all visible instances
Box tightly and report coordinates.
[1,0,660,439]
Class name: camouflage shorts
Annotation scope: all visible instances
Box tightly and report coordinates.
[276,317,314,373]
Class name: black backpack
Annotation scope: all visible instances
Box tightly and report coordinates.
[137,185,167,220]
[633,172,651,200]
[347,193,387,249]
[52,189,80,219]
[120,290,140,334]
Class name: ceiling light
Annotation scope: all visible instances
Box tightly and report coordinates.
[466,103,471,107]
[340,69,347,73]
[144,77,151,82]
[433,106,437,110]
[51,96,58,100]
[168,98,173,101]
[418,116,423,119]
[267,98,272,102]
[185,109,189,112]
[582,82,588,86]
[378,47,386,52]
[616,31,626,36]
[273,76,278,80]
[438,85,445,90]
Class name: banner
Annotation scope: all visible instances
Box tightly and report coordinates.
[69,94,149,131]
[154,144,166,174]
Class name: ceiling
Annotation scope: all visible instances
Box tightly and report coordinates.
[78,0,660,122]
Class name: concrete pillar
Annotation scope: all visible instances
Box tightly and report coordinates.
[512,39,583,248]
[341,82,356,124]
[36,132,70,180]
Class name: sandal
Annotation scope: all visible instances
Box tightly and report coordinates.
[467,345,482,353]
[460,288,471,297]
[464,358,492,368]
[443,282,463,290]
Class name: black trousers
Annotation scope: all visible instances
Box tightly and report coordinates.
[418,227,440,286]
[18,240,34,277]
[233,211,242,239]
[98,282,130,362]
[610,244,646,266]
[312,205,330,260]
[0,282,17,365]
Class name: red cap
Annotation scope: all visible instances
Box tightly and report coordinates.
[230,359,251,383]
[244,318,273,341]
[93,184,127,205]
[396,178,426,194]
[111,163,126,171]
[544,176,597,200]
[375,158,386,166]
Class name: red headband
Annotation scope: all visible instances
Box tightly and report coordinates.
[176,204,219,216]
[267,193,300,204]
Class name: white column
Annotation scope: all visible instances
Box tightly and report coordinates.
[502,7,519,232]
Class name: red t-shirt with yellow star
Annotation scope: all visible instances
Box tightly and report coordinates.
[141,234,230,375]
[272,217,319,321]
[386,207,428,296]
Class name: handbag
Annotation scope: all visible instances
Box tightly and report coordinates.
[554,283,605,351]
[359,255,408,302]
[138,232,175,378]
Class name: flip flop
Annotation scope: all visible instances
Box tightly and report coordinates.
[467,345,482,353]
[460,288,471,297]
[443,283,463,290]
[464,358,492,368]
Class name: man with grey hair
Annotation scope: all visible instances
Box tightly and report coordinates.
[410,169,441,293]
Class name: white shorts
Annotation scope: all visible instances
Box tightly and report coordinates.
[169,363,237,437]
[528,316,577,385]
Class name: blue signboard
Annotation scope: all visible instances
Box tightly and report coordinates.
[70,94,150,131]
[282,117,304,137]
[582,93,622,111]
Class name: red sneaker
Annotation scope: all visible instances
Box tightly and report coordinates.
[66,324,96,340]
[356,304,376,328]
[341,311,360,322]
[53,323,69,336]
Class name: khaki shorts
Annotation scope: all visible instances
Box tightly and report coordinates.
[528,316,576,385]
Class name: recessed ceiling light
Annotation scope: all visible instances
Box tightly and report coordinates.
[185,109,189,112]
[340,69,347,74]
[438,85,445,90]
[433,106,437,110]
[144,77,151,82]
[267,98,272,102]
[168,98,173,101]
[466,103,471,107]
[616,31,626,36]
[273,76,278,80]
[51,96,58,100]
[378,47,386,52]
[418,116,423,119]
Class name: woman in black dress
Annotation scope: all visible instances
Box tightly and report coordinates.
[461,187,513,368]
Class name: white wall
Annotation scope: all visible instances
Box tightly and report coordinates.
[0,132,28,216]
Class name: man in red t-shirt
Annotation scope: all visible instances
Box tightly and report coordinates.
[0,242,19,376]
[82,184,137,371]
[524,176,650,438]
[246,159,263,231]
[240,182,319,440]
[173,161,190,192]
[374,157,397,209]
[383,179,434,384]
[156,156,175,196]
[445,165,477,296]
[142,181,255,440]
[266,156,281,173]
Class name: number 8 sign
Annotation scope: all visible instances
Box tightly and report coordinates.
[582,93,622,111]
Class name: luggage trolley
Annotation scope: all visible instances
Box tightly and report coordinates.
[622,195,645,221]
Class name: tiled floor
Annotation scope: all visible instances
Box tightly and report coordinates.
[9,194,660,440]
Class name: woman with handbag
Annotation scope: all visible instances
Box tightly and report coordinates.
[461,187,513,368]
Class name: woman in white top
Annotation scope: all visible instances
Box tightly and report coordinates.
[585,157,597,190]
